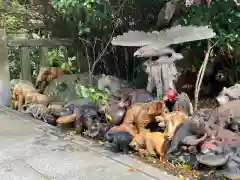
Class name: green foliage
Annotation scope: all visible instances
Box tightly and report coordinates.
[180,0,240,48]
[0,0,26,31]
[75,85,109,106]
[51,0,113,38]
[177,0,240,74]
[46,47,75,72]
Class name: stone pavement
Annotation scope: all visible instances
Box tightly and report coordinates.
[0,106,180,180]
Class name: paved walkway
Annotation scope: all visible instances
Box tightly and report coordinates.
[0,106,179,180]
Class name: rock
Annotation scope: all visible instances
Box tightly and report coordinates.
[216,84,240,105]
[97,74,129,94]
[64,98,94,108]
[43,73,101,103]
[196,153,229,167]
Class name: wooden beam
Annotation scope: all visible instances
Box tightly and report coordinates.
[62,46,68,62]
[20,47,31,81]
[8,38,73,47]
[39,46,49,66]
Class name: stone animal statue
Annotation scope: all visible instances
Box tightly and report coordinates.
[221,148,240,179]
[56,104,101,136]
[111,26,216,98]
[102,89,154,127]
[25,92,51,106]
[20,103,49,118]
[162,89,193,116]
[97,74,129,94]
[162,89,178,112]
[216,84,240,105]
[104,130,133,154]
[196,153,230,167]
[203,121,240,147]
[11,80,38,110]
[35,66,67,93]
[195,146,240,173]
[89,123,111,140]
[103,99,126,126]
[165,119,207,157]
[207,100,240,128]
[64,98,94,109]
[110,101,166,137]
[129,132,167,159]
[117,88,154,108]
[53,98,94,118]
[229,117,240,133]
[19,103,55,125]
[155,111,188,138]
[10,79,34,93]
[174,92,193,116]
[143,54,180,98]
[48,103,65,112]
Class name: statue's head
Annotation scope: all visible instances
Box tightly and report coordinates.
[163,89,177,102]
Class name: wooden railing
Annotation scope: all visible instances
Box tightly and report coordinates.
[7,38,72,81]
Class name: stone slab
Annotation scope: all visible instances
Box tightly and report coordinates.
[0,160,47,180]
[0,107,180,180]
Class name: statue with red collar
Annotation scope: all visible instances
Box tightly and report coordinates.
[163,89,193,116]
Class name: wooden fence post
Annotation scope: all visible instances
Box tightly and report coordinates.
[40,46,49,66]
[20,47,31,81]
[0,28,11,105]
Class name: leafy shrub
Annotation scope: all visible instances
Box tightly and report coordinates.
[75,85,109,106]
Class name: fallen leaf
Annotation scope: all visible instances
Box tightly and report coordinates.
[128,167,137,172]
[178,175,184,179]
[106,114,113,121]
[182,164,192,171]
[98,140,104,145]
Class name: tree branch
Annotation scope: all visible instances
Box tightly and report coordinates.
[194,40,218,111]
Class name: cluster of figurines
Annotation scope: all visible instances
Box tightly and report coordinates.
[10,66,240,180]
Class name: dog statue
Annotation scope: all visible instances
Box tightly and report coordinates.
[130,132,167,159]
[110,101,166,137]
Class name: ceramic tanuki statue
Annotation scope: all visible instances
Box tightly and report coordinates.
[35,66,67,93]
[109,100,166,137]
[130,132,166,160]
[12,81,38,110]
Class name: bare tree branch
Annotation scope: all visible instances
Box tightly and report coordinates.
[194,40,218,111]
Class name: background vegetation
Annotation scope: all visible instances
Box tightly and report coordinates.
[1,0,240,90]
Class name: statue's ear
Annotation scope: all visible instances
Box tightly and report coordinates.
[148,103,157,115]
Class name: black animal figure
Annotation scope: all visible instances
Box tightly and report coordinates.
[42,114,57,126]
[74,104,101,135]
[89,123,111,140]
[104,130,132,154]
